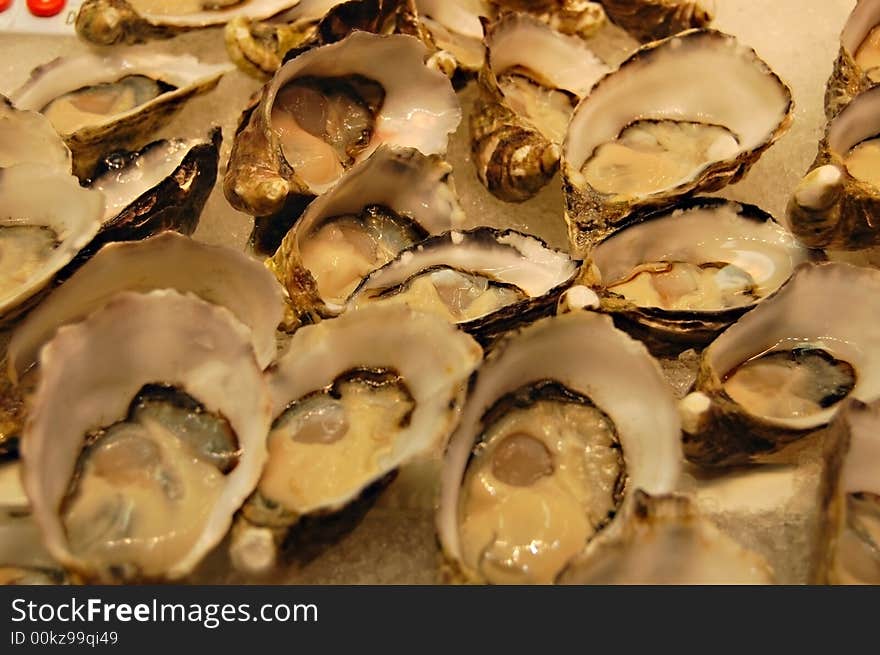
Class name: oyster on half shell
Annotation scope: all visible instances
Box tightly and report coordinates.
[9,51,231,179]
[75,0,302,46]
[230,304,481,574]
[21,291,273,582]
[825,0,880,118]
[562,29,793,251]
[0,97,71,172]
[491,1,607,39]
[598,0,714,42]
[437,308,681,584]
[472,12,610,202]
[224,31,461,220]
[417,0,493,76]
[680,263,880,467]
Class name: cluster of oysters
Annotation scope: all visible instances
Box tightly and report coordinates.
[0,0,877,586]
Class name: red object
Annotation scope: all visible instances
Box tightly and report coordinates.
[0,0,12,13]
[27,0,65,17]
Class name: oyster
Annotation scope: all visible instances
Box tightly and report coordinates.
[562,29,793,251]
[75,0,302,45]
[86,129,222,253]
[0,96,71,172]
[0,164,103,324]
[347,227,580,345]
[9,51,231,179]
[229,304,481,574]
[417,0,493,76]
[826,0,880,118]
[491,1,607,38]
[21,291,272,582]
[787,85,880,250]
[557,491,775,584]
[680,262,880,467]
[268,146,464,321]
[224,31,461,219]
[472,12,610,202]
[582,198,816,350]
[437,308,682,584]
[598,0,714,42]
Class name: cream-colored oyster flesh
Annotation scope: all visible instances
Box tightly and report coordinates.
[0,164,104,323]
[21,291,272,582]
[438,309,682,584]
[563,29,792,249]
[8,231,285,379]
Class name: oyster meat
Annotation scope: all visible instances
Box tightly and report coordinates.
[472,12,610,202]
[583,198,815,349]
[9,51,231,179]
[562,29,793,251]
[681,263,880,467]
[826,0,880,118]
[347,227,579,345]
[230,304,481,574]
[224,31,461,219]
[788,85,880,250]
[598,0,714,42]
[437,308,682,584]
[76,0,302,45]
[21,291,273,582]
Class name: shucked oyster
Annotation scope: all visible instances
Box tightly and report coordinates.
[9,51,231,179]
[268,146,464,322]
[437,309,682,584]
[582,198,815,350]
[472,12,610,202]
[224,31,461,221]
[681,263,880,467]
[22,291,272,582]
[230,304,481,574]
[558,491,774,584]
[347,227,579,345]
[562,29,793,252]
[0,97,71,172]
[598,0,714,42]
[826,0,880,118]
[788,85,880,250]
[75,0,301,46]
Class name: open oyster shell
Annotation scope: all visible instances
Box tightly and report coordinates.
[224,31,460,221]
[0,164,104,325]
[491,1,607,39]
[825,0,880,119]
[417,0,493,76]
[598,0,714,42]
[437,308,682,584]
[21,291,273,582]
[229,304,481,574]
[582,198,816,351]
[562,29,793,251]
[472,12,610,202]
[0,96,71,172]
[268,145,464,323]
[681,262,880,467]
[557,491,774,584]
[788,85,880,250]
[9,51,231,179]
[347,227,579,345]
[75,0,301,46]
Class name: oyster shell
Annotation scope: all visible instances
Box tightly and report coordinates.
[472,12,610,202]
[0,96,71,172]
[9,51,231,179]
[229,304,481,574]
[0,164,103,324]
[491,1,607,38]
[347,227,580,345]
[787,85,880,250]
[825,0,880,119]
[21,291,273,582]
[268,146,464,322]
[224,31,461,220]
[417,0,493,76]
[582,198,816,351]
[562,29,793,251]
[598,0,714,42]
[557,491,775,584]
[437,308,682,584]
[75,0,302,46]
[680,262,880,467]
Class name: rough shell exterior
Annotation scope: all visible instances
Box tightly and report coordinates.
[599,0,713,42]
